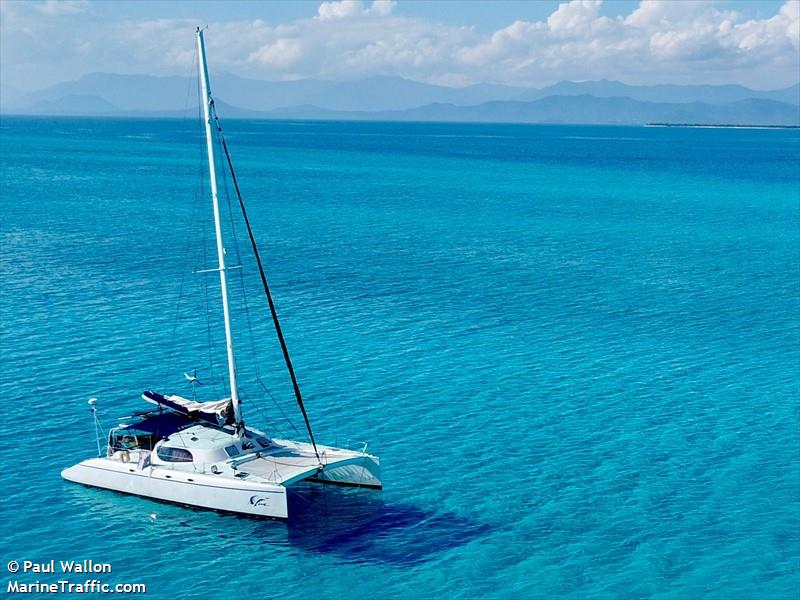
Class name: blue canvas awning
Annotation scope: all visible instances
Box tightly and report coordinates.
[119,410,193,436]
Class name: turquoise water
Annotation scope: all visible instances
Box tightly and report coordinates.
[1,117,798,599]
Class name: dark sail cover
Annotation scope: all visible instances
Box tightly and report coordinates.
[142,391,233,426]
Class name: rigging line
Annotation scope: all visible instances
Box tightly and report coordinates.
[216,189,304,438]
[162,165,199,388]
[209,106,247,405]
[212,126,302,436]
[236,387,268,430]
[256,376,302,436]
[245,304,305,436]
[230,222,302,436]
[212,108,321,463]
[243,388,273,434]
[235,241,304,438]
[211,117,243,266]
[201,99,244,403]
[197,74,222,401]
[202,197,224,400]
[233,225,302,439]
[163,56,202,390]
[212,118,271,427]
[180,49,198,126]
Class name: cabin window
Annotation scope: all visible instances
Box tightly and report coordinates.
[157,446,194,463]
[257,437,270,448]
[224,445,240,457]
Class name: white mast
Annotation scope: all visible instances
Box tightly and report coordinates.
[196,28,244,435]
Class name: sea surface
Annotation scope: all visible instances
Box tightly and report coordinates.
[0,117,798,599]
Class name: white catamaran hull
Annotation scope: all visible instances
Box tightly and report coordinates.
[62,445,381,519]
[62,459,291,518]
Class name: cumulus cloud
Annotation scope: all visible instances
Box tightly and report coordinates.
[248,38,304,68]
[1,0,798,90]
[548,0,607,34]
[317,0,396,21]
[455,0,799,85]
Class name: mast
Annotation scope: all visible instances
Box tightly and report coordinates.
[196,27,244,436]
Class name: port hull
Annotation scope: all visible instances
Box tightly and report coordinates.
[62,459,289,518]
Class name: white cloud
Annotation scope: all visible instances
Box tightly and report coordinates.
[455,0,799,85]
[732,0,799,53]
[317,0,396,21]
[1,0,798,91]
[369,0,396,17]
[649,25,720,60]
[35,0,89,17]
[548,0,606,33]
[248,38,304,68]
[625,0,717,28]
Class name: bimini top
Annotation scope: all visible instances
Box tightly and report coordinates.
[142,390,233,426]
[118,410,193,437]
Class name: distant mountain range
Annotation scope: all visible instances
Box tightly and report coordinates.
[2,73,798,126]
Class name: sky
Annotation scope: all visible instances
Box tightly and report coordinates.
[1,0,798,92]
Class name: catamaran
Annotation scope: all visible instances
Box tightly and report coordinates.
[61,28,381,519]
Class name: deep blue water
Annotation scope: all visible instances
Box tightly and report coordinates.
[1,117,798,599]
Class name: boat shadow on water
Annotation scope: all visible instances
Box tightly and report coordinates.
[276,484,493,566]
[64,483,491,567]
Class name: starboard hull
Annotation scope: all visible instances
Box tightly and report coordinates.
[312,461,382,489]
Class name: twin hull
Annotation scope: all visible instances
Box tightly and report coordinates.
[62,455,380,519]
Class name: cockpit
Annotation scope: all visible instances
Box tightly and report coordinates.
[105,405,275,470]
[107,411,193,455]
